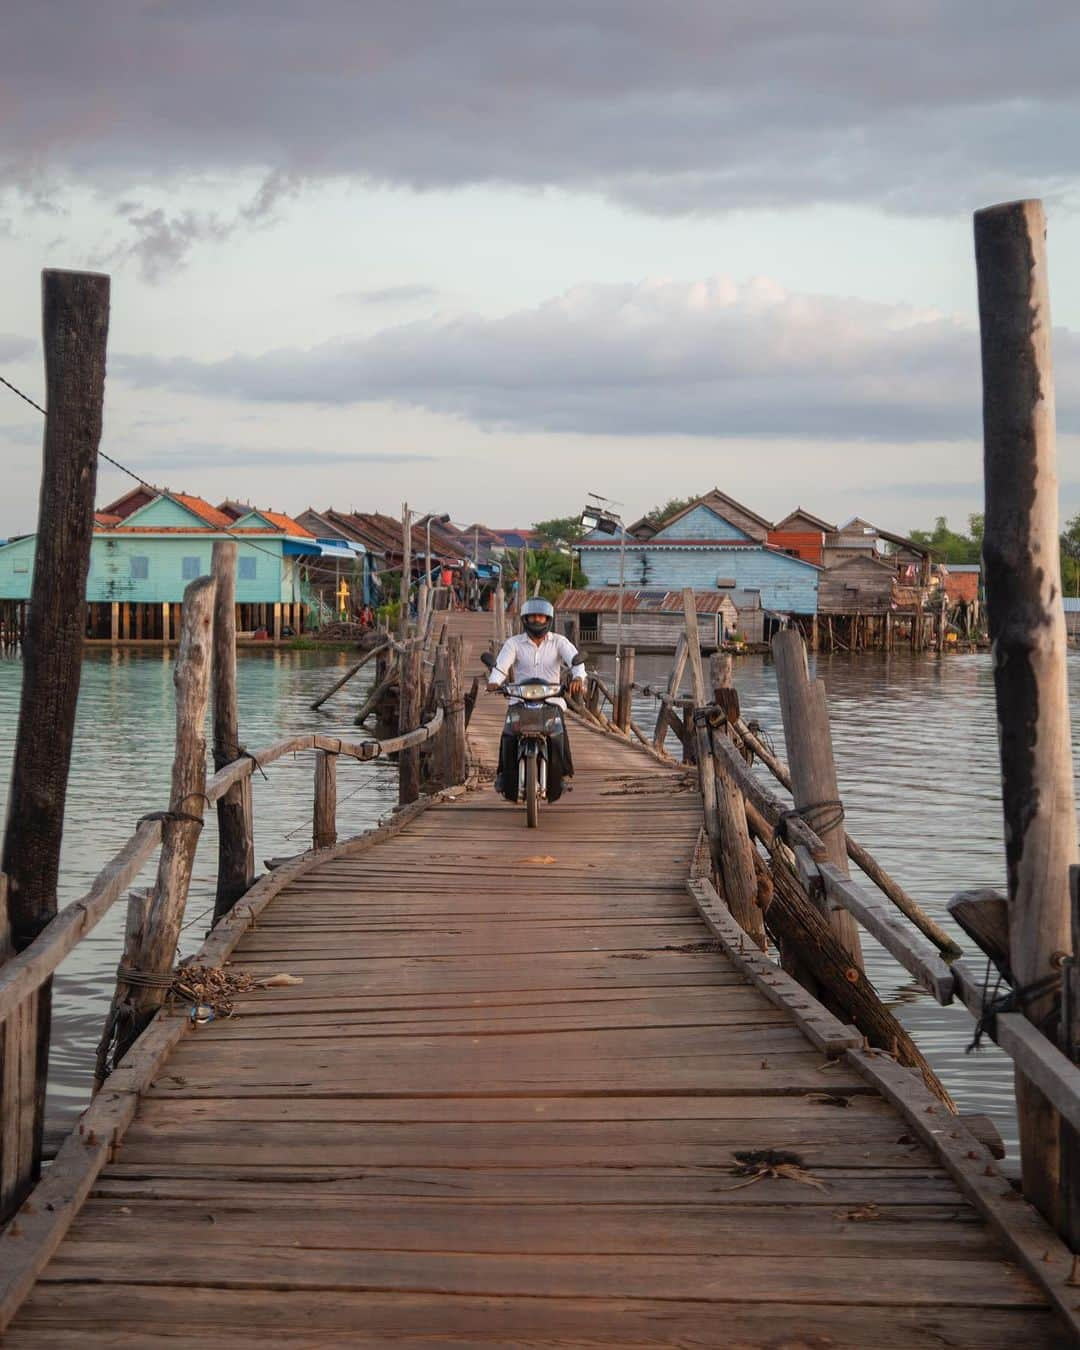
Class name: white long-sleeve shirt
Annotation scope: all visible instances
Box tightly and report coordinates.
[488,632,586,708]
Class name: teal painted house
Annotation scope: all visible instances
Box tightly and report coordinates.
[0,487,319,641]
[577,490,820,629]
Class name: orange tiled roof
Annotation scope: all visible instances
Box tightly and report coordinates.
[257,509,314,537]
[170,494,235,528]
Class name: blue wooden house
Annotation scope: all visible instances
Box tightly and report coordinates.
[0,487,322,642]
[571,490,819,649]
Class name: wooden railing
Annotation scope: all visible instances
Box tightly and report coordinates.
[571,584,1080,1266]
[0,550,465,1228]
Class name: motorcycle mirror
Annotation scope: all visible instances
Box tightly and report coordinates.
[480,651,496,670]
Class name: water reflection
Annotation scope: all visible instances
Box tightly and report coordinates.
[0,646,395,1125]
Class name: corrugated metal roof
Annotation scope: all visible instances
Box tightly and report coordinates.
[555,588,742,615]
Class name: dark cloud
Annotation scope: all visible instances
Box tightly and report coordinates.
[2,4,1079,216]
[105,172,301,281]
[115,275,1077,444]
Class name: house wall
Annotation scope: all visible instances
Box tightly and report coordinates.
[653,504,752,542]
[0,536,35,601]
[0,534,298,604]
[945,572,980,605]
[818,557,895,615]
[577,544,819,614]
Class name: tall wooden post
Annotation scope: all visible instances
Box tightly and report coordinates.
[517,547,527,614]
[445,635,468,786]
[771,629,864,969]
[654,634,689,753]
[975,197,1078,1234]
[313,751,338,849]
[615,646,635,732]
[118,575,216,1058]
[0,270,109,1219]
[399,502,412,638]
[211,541,254,922]
[398,643,422,804]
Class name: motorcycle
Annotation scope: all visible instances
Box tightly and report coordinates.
[480,651,575,828]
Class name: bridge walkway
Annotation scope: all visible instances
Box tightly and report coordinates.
[6,613,1060,1346]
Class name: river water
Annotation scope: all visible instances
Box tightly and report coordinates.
[0,644,1068,1158]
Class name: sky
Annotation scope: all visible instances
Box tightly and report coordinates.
[3,2,1080,539]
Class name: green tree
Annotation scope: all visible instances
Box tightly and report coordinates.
[642,496,694,528]
[497,547,587,604]
[907,516,981,564]
[1060,510,1080,597]
[532,515,585,548]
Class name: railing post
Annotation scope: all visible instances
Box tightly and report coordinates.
[771,629,864,971]
[445,635,468,786]
[313,750,338,850]
[654,633,688,754]
[614,646,635,732]
[398,642,422,804]
[975,197,1079,1237]
[115,576,216,1060]
[211,541,254,923]
[681,591,763,945]
[0,269,109,1220]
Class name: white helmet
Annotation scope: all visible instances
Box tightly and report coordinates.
[521,596,554,637]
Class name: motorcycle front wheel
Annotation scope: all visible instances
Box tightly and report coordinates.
[525,754,539,828]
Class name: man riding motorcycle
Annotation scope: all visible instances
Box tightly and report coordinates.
[486,597,586,796]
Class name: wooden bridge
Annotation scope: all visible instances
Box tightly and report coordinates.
[1,610,1076,1346]
[4,233,1080,1344]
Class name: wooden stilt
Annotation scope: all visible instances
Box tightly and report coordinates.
[211,542,254,923]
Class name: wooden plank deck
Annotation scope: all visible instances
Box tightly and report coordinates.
[6,614,1063,1346]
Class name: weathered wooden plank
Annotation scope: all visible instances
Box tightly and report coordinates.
[8,1290,1062,1350]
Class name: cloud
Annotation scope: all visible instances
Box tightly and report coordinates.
[2,4,1080,217]
[341,284,440,307]
[115,274,1068,443]
[104,171,302,280]
[128,445,438,470]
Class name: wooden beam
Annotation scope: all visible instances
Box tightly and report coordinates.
[0,269,109,1221]
[309,642,388,711]
[975,196,1078,1232]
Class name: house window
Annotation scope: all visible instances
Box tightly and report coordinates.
[130,556,149,580]
[13,560,28,574]
[181,556,201,580]
[238,557,256,581]
[580,612,599,641]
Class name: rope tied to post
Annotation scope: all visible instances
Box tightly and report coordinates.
[238,746,269,781]
[137,792,211,830]
[967,958,1062,1053]
[773,799,845,845]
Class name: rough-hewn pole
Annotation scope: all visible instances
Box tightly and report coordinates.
[211,541,254,922]
[445,635,468,786]
[117,575,216,1058]
[615,646,635,732]
[313,751,338,850]
[771,629,864,970]
[975,197,1078,1234]
[399,502,411,638]
[398,643,422,804]
[0,269,109,1218]
[653,633,688,753]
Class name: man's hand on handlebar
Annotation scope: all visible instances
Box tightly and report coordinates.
[486,682,501,694]
[569,677,585,699]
